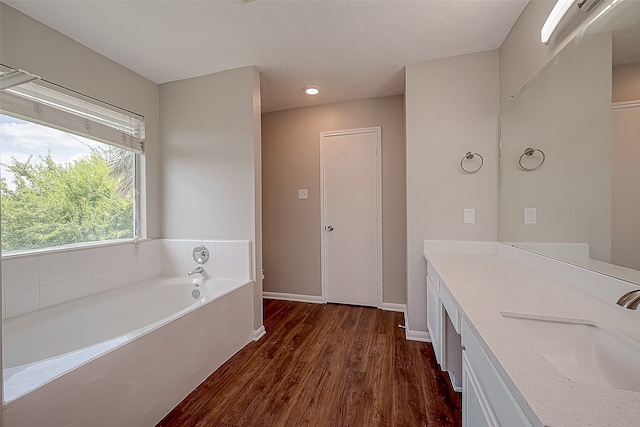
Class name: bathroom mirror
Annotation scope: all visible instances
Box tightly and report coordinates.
[500,0,640,284]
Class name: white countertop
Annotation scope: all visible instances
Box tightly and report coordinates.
[424,246,640,427]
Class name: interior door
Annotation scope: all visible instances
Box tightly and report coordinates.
[322,127,380,307]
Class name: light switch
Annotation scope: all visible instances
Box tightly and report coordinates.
[464,208,476,224]
[524,207,537,225]
[298,189,308,200]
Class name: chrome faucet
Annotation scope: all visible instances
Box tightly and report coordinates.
[188,266,203,276]
[616,289,640,310]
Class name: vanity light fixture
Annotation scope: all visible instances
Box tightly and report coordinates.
[541,0,575,44]
[577,0,601,12]
[304,85,320,96]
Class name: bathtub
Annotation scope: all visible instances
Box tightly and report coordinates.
[2,275,254,426]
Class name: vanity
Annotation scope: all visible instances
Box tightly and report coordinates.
[424,240,640,427]
[428,1,640,424]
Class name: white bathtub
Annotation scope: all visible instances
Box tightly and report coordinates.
[2,275,254,426]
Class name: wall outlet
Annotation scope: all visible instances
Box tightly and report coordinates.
[298,189,308,200]
[463,208,476,224]
[524,207,537,225]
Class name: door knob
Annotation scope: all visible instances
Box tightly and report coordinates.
[326,225,334,232]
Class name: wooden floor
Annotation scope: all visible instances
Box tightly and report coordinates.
[158,299,461,427]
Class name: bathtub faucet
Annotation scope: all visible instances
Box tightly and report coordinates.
[188,266,203,276]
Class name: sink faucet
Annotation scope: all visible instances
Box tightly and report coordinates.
[616,289,640,310]
[188,266,203,276]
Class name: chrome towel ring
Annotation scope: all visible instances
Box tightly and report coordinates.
[460,151,483,174]
[518,147,545,171]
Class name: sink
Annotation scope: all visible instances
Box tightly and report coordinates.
[501,312,640,392]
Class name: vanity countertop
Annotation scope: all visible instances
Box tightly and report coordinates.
[424,245,640,427]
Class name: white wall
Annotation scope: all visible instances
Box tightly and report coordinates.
[0,3,161,239]
[405,50,500,334]
[159,66,263,330]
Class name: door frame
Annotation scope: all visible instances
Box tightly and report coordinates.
[320,126,383,308]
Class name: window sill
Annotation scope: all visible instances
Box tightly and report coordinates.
[1,238,152,260]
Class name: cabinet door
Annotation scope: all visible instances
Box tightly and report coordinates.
[462,352,496,427]
[426,275,442,365]
[462,320,532,427]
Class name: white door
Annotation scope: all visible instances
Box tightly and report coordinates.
[321,127,381,307]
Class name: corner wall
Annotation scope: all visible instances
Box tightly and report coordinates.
[159,66,263,330]
[261,96,407,305]
[405,50,500,334]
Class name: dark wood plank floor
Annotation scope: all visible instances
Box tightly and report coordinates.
[158,299,461,427]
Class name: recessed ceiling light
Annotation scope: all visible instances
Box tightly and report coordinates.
[304,85,320,96]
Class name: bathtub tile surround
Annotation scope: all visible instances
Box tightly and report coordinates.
[1,239,251,319]
[1,240,161,319]
[160,239,252,282]
[4,288,40,319]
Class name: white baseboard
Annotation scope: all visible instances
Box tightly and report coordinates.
[405,329,431,342]
[381,303,406,313]
[262,291,323,304]
[253,325,266,341]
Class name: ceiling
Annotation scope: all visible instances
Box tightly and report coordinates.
[4,0,528,113]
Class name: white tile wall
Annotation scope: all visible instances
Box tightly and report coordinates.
[5,287,39,318]
[3,258,39,293]
[1,239,248,319]
[40,280,69,308]
[39,253,69,285]
[115,266,134,288]
[2,240,161,319]
[69,251,92,279]
[92,246,115,273]
[93,271,115,293]
[69,275,93,300]
[114,244,134,269]
[160,239,252,281]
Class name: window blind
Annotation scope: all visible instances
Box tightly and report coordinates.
[0,79,144,154]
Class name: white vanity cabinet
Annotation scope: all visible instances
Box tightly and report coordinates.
[427,260,531,427]
[424,241,640,426]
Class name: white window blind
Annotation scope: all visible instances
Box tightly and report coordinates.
[0,78,144,154]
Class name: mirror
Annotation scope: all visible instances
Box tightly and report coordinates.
[500,0,640,284]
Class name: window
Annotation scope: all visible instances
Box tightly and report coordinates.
[0,67,144,254]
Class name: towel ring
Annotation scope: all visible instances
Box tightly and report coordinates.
[518,147,545,171]
[460,152,483,174]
